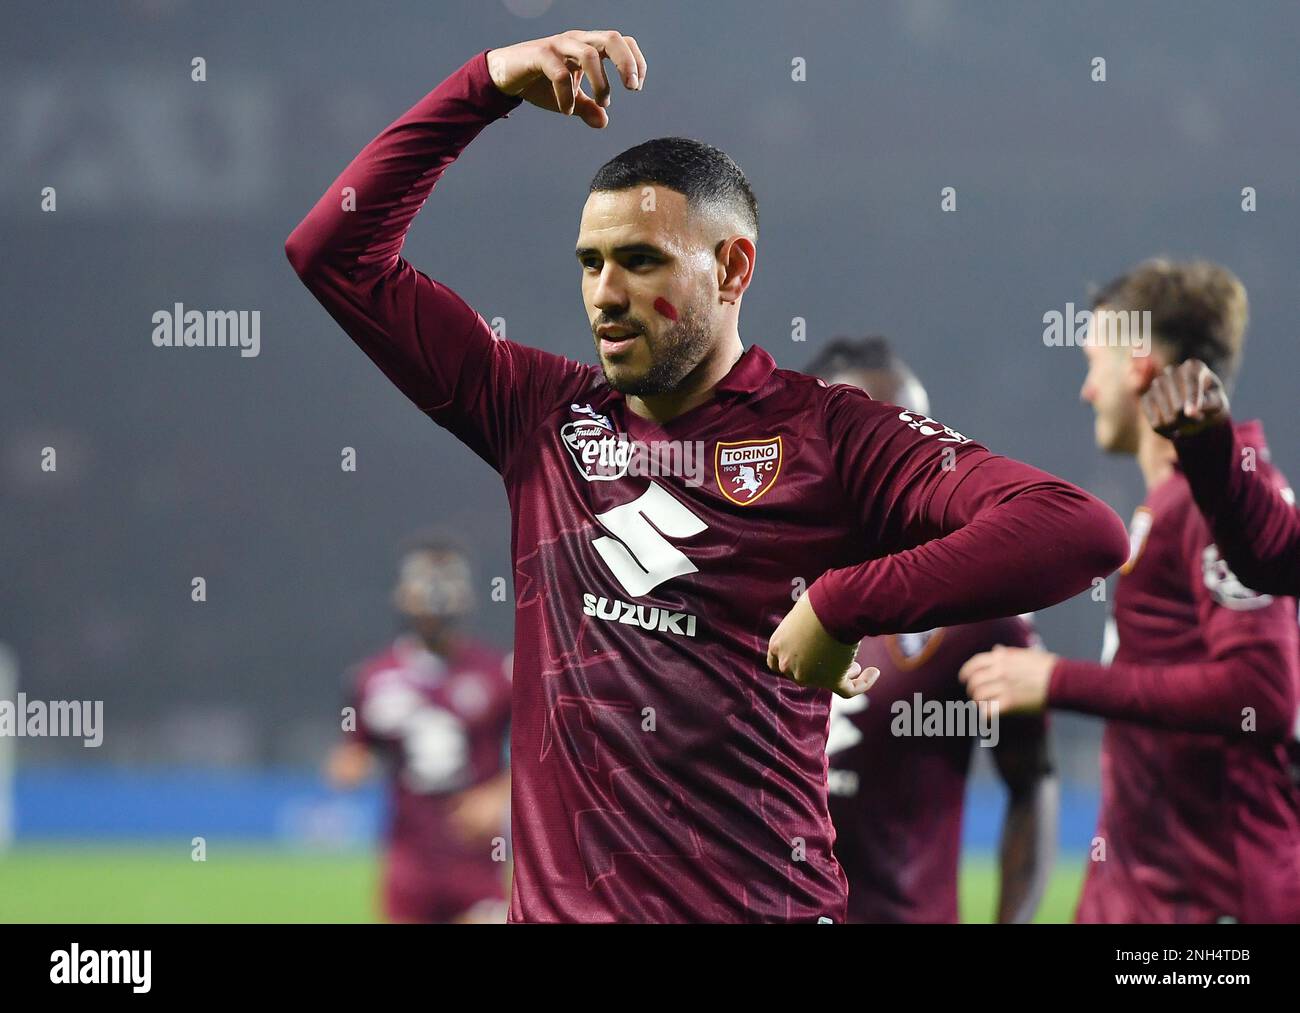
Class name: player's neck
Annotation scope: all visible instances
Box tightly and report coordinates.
[1136,423,1178,491]
[416,630,454,657]
[627,335,745,423]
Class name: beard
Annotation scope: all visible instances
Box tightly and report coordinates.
[599,302,715,397]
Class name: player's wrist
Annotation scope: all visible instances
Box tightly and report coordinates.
[1042,655,1075,706]
[485,48,513,95]
[1171,411,1232,439]
[804,579,859,647]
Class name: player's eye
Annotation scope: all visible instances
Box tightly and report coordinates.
[624,254,655,270]
[579,257,601,272]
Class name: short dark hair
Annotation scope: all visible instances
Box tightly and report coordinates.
[1091,258,1249,381]
[589,137,759,238]
[803,335,902,377]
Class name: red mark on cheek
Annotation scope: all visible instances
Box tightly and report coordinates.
[653,297,679,322]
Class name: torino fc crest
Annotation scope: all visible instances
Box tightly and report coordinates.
[715,436,783,506]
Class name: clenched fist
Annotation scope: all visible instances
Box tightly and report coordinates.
[486,29,646,129]
[768,592,880,699]
[1141,359,1230,438]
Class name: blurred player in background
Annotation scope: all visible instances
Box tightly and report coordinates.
[1143,358,1300,597]
[327,537,512,923]
[807,338,1057,923]
[962,260,1300,922]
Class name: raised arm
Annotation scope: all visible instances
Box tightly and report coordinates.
[1175,421,1300,596]
[285,34,643,471]
[1144,359,1300,596]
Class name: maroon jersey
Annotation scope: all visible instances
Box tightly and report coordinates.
[288,51,1128,922]
[1050,421,1300,923]
[1175,419,1300,597]
[827,618,1044,923]
[350,635,511,877]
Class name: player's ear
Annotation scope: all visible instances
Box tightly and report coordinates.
[1127,349,1159,394]
[716,236,755,305]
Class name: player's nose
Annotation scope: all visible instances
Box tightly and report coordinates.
[591,264,629,311]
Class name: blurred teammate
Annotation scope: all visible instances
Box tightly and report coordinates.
[288,29,1127,922]
[1142,358,1300,596]
[962,260,1300,922]
[808,337,1057,923]
[327,538,512,923]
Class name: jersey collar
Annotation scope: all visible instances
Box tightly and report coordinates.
[715,344,777,396]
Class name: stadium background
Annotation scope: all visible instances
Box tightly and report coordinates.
[2,0,1297,921]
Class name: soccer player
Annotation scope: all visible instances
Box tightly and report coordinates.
[807,337,1057,923]
[327,538,512,923]
[961,259,1300,923]
[1142,358,1300,596]
[287,29,1128,922]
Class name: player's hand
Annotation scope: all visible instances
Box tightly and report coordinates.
[447,775,510,844]
[1141,359,1230,438]
[486,29,646,129]
[959,645,1058,713]
[767,593,880,699]
[324,742,373,789]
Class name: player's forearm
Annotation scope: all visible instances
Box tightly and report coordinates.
[286,50,520,282]
[1048,652,1298,738]
[996,776,1057,924]
[807,467,1128,641]
[1176,421,1300,596]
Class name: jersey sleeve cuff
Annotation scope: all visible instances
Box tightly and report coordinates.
[1046,656,1105,711]
[806,574,867,645]
[468,49,526,119]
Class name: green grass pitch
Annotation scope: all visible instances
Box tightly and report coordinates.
[0,845,1083,923]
